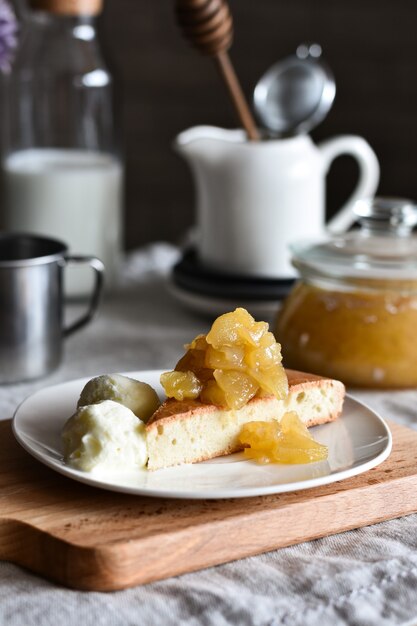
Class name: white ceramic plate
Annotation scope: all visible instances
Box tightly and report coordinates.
[12,370,392,500]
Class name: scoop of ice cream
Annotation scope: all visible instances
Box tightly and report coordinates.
[77,374,160,422]
[62,400,148,472]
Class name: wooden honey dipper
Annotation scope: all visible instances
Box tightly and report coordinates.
[175,0,260,141]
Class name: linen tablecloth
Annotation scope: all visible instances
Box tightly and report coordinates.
[1,244,417,626]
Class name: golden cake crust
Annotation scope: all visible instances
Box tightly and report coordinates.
[145,369,345,470]
[146,369,343,427]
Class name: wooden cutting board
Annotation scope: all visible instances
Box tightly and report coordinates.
[1,418,417,592]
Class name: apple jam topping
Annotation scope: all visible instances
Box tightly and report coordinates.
[239,411,328,464]
[159,370,202,401]
[160,308,288,410]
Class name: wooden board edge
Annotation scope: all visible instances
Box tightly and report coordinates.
[3,474,417,591]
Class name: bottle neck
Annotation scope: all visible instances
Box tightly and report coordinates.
[16,9,104,75]
[6,2,116,155]
[29,10,98,37]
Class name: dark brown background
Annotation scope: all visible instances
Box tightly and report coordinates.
[100,0,417,250]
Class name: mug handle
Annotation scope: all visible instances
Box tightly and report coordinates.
[63,255,105,337]
[318,135,380,234]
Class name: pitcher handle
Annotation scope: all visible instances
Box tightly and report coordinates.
[318,135,380,234]
[63,255,105,337]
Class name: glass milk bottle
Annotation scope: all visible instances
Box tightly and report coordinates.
[2,0,122,297]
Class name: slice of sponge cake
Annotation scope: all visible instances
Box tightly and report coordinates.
[146,369,345,470]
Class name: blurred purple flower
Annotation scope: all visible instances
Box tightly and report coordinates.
[0,0,17,73]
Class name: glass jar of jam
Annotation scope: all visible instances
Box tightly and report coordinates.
[275,197,417,388]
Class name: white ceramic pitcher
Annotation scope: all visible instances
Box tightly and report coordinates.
[175,126,380,279]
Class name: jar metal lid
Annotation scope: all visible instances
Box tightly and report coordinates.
[291,197,417,281]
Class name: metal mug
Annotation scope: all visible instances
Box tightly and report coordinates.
[0,233,105,384]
